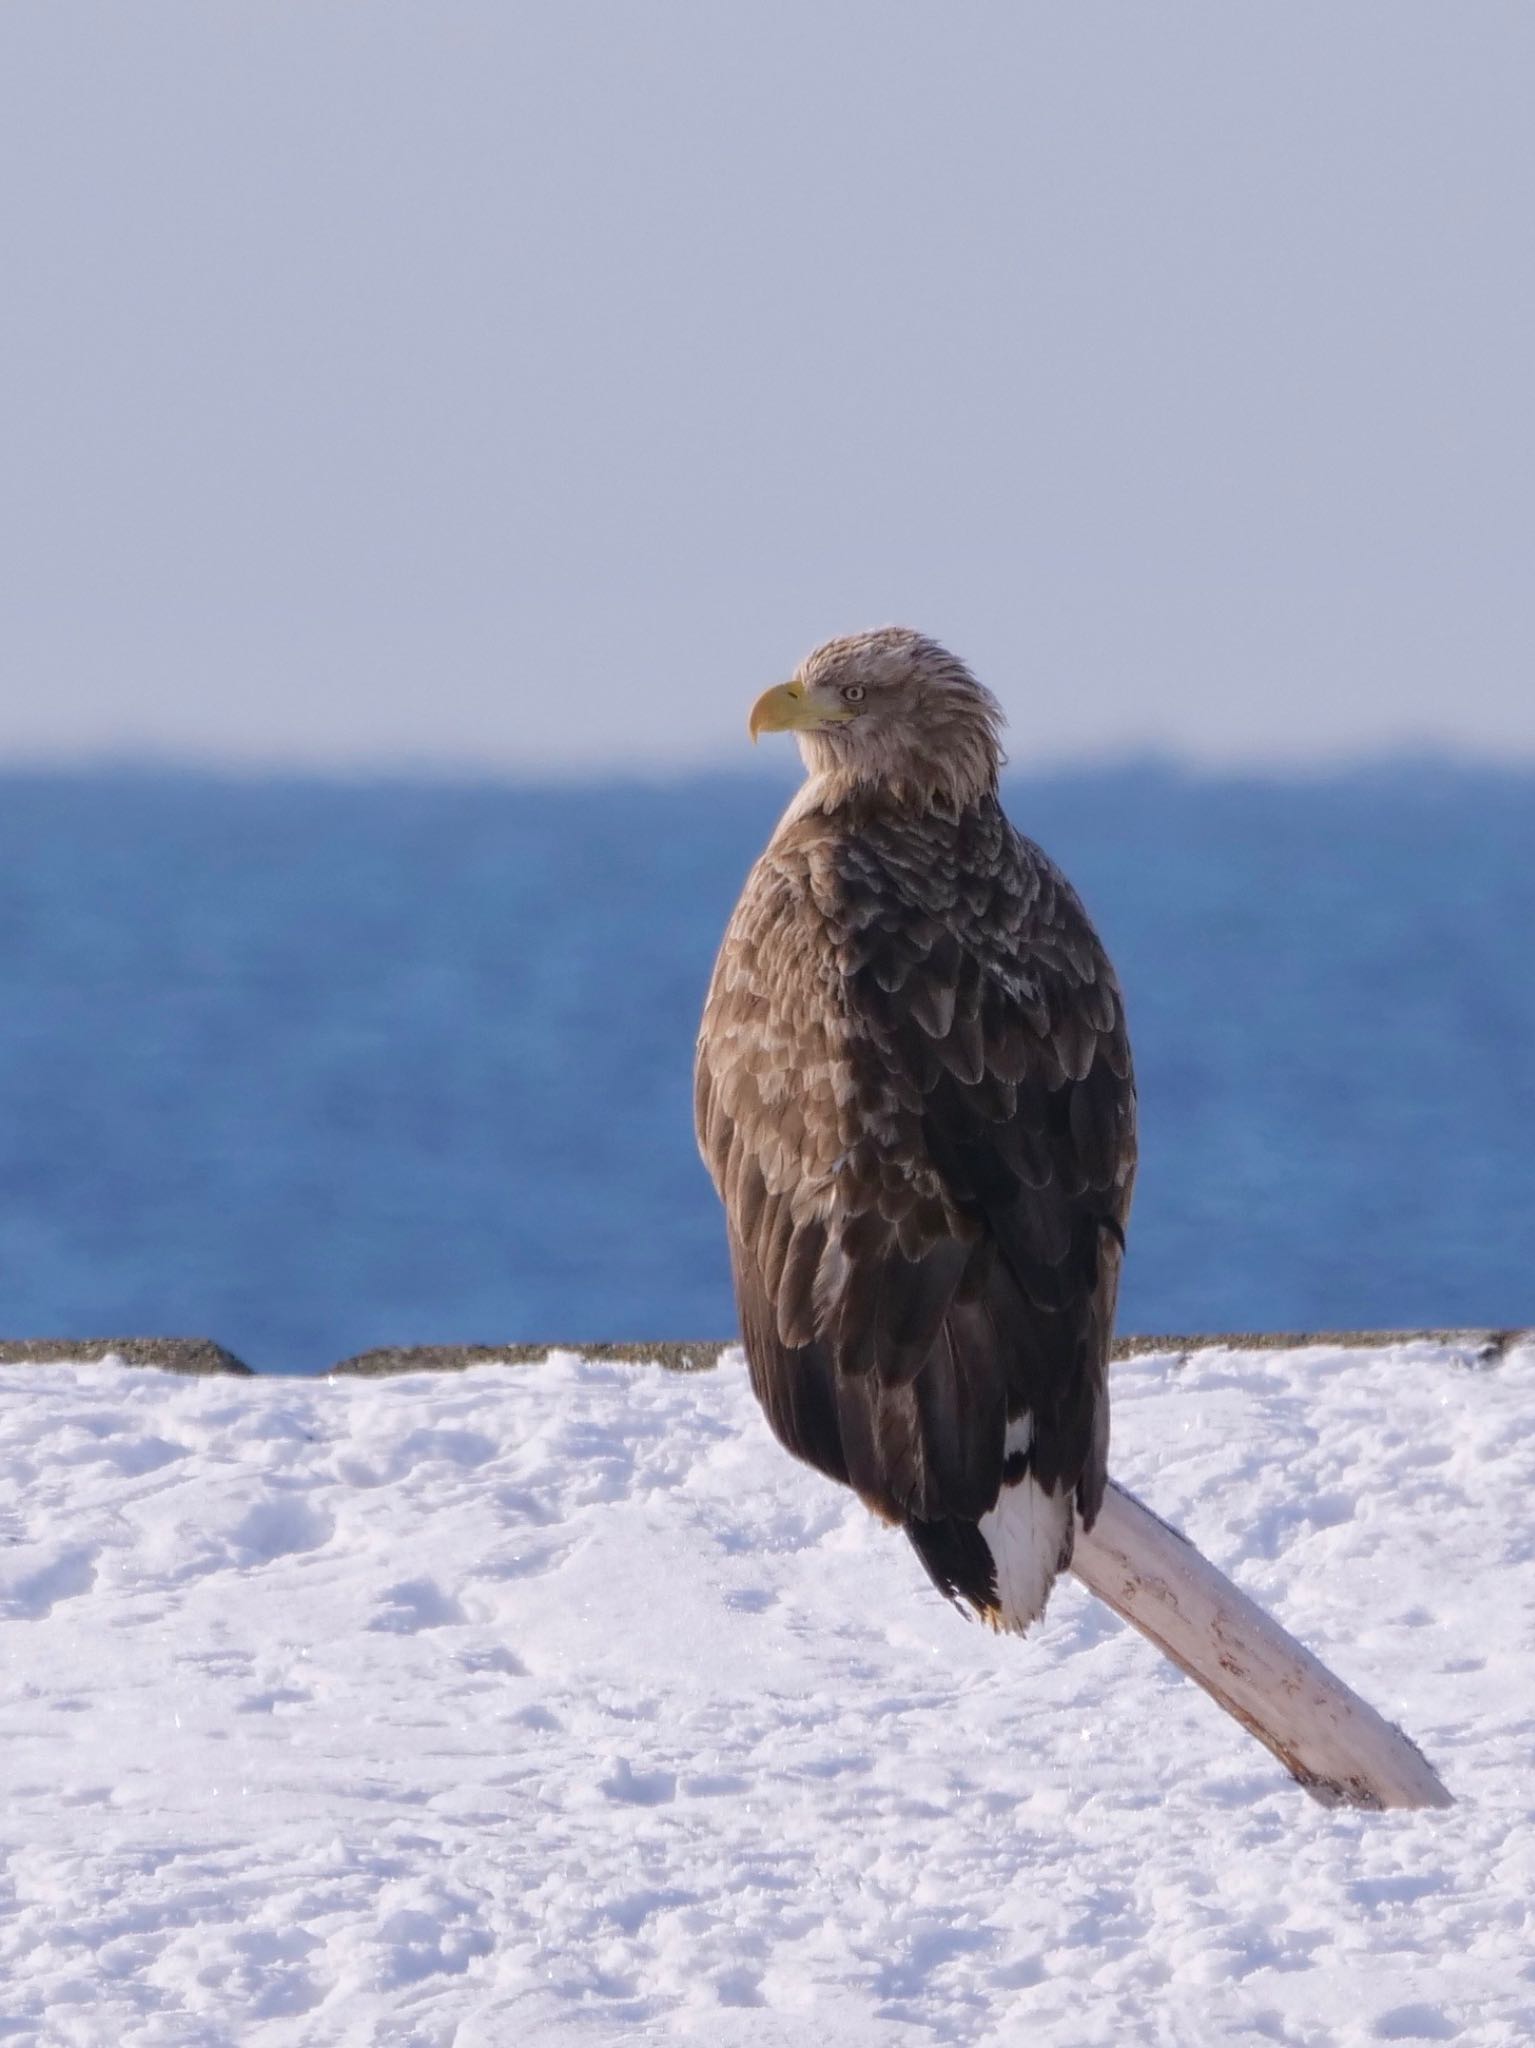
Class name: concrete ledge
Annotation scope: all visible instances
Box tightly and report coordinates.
[1,1330,1526,1378]
[327,1328,1530,1376]
[0,1337,254,1376]
[329,1340,729,1377]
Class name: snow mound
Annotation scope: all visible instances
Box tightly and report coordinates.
[0,1342,1530,2046]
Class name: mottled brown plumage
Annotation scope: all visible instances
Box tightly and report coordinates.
[695,629,1136,1630]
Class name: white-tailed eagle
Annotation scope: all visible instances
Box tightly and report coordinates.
[695,629,1137,1632]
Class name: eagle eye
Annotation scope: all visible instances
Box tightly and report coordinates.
[840,684,866,703]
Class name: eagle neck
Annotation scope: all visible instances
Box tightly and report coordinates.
[779,765,998,838]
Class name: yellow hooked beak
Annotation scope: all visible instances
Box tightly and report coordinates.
[748,680,851,741]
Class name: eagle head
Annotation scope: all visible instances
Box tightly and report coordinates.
[749,627,1005,807]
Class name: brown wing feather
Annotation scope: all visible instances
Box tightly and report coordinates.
[695,789,1136,1572]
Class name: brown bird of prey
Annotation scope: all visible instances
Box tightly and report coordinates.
[695,628,1137,1632]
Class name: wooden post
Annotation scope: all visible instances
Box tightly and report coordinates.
[1072,1480,1454,1810]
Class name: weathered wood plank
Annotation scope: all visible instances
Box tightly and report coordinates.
[1073,1481,1454,1809]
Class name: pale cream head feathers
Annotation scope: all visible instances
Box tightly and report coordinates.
[749,628,1006,809]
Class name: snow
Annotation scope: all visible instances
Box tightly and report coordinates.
[1,1341,1531,2047]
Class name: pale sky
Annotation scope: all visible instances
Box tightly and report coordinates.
[2,4,1532,773]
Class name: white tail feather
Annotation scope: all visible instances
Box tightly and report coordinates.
[976,1472,1074,1633]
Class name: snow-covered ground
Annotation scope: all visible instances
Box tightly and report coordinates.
[1,1342,1530,2047]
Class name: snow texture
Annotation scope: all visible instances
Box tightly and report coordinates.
[1,1342,1531,2047]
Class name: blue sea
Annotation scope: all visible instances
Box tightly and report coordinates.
[2,766,1531,1372]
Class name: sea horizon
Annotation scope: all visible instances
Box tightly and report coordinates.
[3,759,1531,1371]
